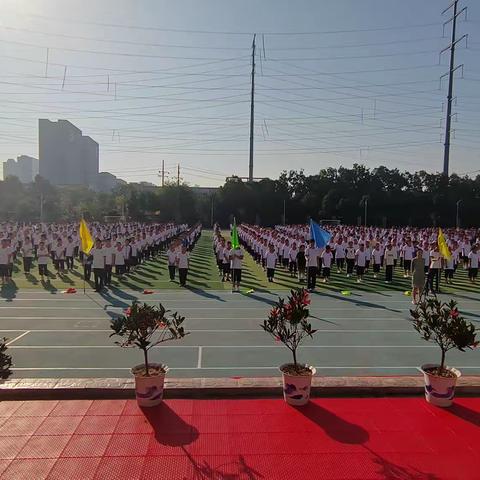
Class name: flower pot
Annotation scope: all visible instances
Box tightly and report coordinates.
[280,363,316,406]
[421,363,461,408]
[131,363,168,407]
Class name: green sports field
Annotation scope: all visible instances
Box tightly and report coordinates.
[1,229,478,295]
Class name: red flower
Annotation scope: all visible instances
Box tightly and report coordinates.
[124,307,132,317]
[275,336,281,342]
[450,308,459,319]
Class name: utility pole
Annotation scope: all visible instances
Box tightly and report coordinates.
[364,198,368,227]
[248,34,256,182]
[40,193,44,223]
[161,160,165,187]
[177,164,180,186]
[456,199,462,229]
[210,195,215,227]
[441,0,467,176]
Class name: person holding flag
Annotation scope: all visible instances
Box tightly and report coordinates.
[230,218,244,292]
[79,219,95,292]
[427,228,450,294]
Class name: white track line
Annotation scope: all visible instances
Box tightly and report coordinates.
[5,331,30,346]
[0,329,419,333]
[197,346,203,368]
[8,345,439,349]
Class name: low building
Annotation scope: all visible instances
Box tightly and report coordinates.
[2,155,39,183]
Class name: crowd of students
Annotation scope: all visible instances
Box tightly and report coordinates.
[212,225,244,292]
[238,224,480,303]
[0,222,202,291]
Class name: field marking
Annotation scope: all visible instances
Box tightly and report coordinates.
[0,329,420,333]
[197,346,203,368]
[8,345,439,349]
[5,331,30,346]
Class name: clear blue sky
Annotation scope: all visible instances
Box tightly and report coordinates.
[1,0,480,185]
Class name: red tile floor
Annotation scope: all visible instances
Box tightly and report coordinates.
[0,397,478,479]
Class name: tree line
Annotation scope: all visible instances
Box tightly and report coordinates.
[1,165,479,227]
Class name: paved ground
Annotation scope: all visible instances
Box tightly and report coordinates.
[0,397,478,479]
[1,288,479,379]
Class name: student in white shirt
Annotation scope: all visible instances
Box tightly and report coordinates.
[21,236,34,274]
[0,239,12,284]
[345,241,356,278]
[90,239,106,292]
[468,245,479,283]
[65,236,75,271]
[427,245,442,294]
[167,243,177,281]
[176,245,189,287]
[372,244,382,279]
[355,244,367,283]
[54,239,66,273]
[402,241,415,278]
[103,239,114,286]
[230,246,244,292]
[288,243,298,278]
[384,244,395,283]
[113,241,126,278]
[222,242,232,282]
[265,244,277,282]
[321,245,333,283]
[37,241,50,280]
[334,239,346,273]
[306,240,321,291]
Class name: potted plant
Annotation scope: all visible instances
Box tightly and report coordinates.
[110,302,188,407]
[0,337,12,380]
[410,298,478,407]
[261,288,317,406]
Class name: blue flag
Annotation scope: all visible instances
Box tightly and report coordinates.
[309,219,332,248]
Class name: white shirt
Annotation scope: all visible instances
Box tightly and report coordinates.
[37,247,49,265]
[468,251,479,269]
[335,243,346,259]
[321,251,333,268]
[230,248,243,269]
[403,245,414,261]
[104,246,115,265]
[167,250,177,266]
[0,247,10,265]
[65,242,75,257]
[429,251,442,269]
[306,247,321,267]
[384,250,395,266]
[265,251,277,269]
[177,252,189,269]
[114,248,125,265]
[372,249,382,264]
[91,248,106,269]
[355,249,366,267]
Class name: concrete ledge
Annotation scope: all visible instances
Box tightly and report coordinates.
[1,376,480,400]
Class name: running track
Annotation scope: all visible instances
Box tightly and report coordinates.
[1,289,479,378]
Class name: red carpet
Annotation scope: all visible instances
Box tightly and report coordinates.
[0,397,478,479]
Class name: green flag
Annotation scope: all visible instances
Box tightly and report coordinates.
[231,218,240,249]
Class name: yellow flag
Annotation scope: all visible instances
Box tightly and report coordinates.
[437,228,451,260]
[79,219,94,254]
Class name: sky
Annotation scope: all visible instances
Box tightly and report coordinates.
[1,0,479,186]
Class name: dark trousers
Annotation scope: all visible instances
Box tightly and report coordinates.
[346,259,355,275]
[93,268,104,291]
[105,265,113,285]
[84,264,92,281]
[385,265,393,282]
[66,256,74,270]
[38,264,48,276]
[307,266,318,289]
[428,268,439,292]
[23,257,33,273]
[179,268,188,286]
[115,265,125,276]
[168,265,176,280]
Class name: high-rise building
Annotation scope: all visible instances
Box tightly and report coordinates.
[2,155,39,183]
[38,119,99,187]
